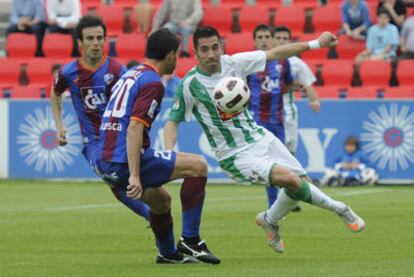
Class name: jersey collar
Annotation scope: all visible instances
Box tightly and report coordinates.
[79,55,107,72]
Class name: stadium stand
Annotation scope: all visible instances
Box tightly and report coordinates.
[313,86,342,98]
[95,5,126,36]
[275,6,306,33]
[0,59,20,88]
[383,87,414,98]
[238,6,270,32]
[175,57,198,78]
[359,60,392,87]
[202,5,234,35]
[43,33,73,58]
[6,33,37,58]
[224,32,255,54]
[27,59,56,86]
[115,33,146,59]
[345,87,379,98]
[396,60,414,86]
[321,60,354,87]
[8,85,46,98]
[312,5,342,33]
[336,36,366,60]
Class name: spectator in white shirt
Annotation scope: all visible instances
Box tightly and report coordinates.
[46,0,81,56]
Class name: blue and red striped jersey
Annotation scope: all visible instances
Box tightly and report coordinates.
[54,56,126,144]
[247,60,293,127]
[97,64,164,163]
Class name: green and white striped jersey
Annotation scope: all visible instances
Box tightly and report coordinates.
[169,51,268,160]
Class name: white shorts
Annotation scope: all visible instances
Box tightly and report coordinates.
[284,114,298,154]
[218,129,307,186]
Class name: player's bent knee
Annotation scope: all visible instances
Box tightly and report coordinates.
[192,155,208,177]
[270,167,301,192]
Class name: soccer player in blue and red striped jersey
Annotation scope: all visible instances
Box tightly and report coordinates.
[50,15,150,221]
[93,28,220,264]
[247,24,294,208]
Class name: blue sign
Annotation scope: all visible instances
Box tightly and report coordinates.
[7,99,414,182]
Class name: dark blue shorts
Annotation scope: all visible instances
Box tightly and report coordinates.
[91,148,176,190]
[257,122,285,143]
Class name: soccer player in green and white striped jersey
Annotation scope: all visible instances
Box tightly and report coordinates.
[164,27,365,254]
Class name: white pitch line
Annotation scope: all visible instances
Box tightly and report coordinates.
[0,188,387,213]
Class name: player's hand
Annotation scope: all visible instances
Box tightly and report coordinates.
[127,176,143,199]
[56,128,68,146]
[308,100,320,112]
[318,32,338,48]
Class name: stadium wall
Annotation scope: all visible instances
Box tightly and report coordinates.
[1,99,413,184]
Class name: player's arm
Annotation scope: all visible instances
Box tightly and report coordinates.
[265,32,338,61]
[164,120,179,150]
[50,72,68,146]
[304,86,320,112]
[126,120,145,200]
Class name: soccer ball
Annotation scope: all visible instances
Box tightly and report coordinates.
[213,77,250,114]
[361,168,379,185]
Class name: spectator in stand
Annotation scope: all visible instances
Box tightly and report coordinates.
[46,0,81,57]
[400,15,414,59]
[151,0,203,57]
[134,0,153,34]
[355,8,399,65]
[377,0,406,30]
[341,0,372,40]
[6,0,46,56]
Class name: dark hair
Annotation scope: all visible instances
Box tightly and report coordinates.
[126,59,139,69]
[272,25,292,39]
[253,24,271,39]
[193,26,221,49]
[377,7,390,17]
[76,15,107,41]
[344,136,359,149]
[146,28,179,60]
[51,63,61,73]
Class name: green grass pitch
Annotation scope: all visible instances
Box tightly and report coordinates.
[1,180,413,277]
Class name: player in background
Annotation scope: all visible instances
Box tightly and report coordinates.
[274,25,320,157]
[50,15,150,222]
[92,28,220,264]
[246,24,294,209]
[164,26,365,254]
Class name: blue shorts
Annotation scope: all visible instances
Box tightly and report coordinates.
[91,148,176,190]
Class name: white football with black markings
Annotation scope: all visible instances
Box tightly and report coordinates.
[213,77,250,114]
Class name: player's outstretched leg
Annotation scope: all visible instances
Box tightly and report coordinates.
[255,211,285,253]
[170,152,221,264]
[143,187,198,264]
[109,186,150,221]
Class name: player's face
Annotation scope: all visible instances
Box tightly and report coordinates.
[195,36,223,74]
[254,30,273,51]
[273,31,290,47]
[78,26,105,62]
[165,51,178,75]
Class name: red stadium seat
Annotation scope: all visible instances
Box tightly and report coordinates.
[43,33,73,58]
[275,6,306,33]
[286,0,318,8]
[312,5,342,33]
[297,33,330,60]
[175,58,198,78]
[27,59,56,86]
[115,34,146,59]
[10,85,46,98]
[0,59,20,87]
[336,36,365,60]
[95,5,126,36]
[396,60,414,86]
[6,33,37,58]
[202,5,234,35]
[238,6,270,32]
[112,0,137,8]
[321,60,354,87]
[81,0,100,9]
[224,33,255,55]
[359,60,391,87]
[383,87,414,98]
[315,86,341,98]
[346,87,378,98]
[220,0,245,9]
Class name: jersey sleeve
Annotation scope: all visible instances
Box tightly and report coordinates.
[168,79,194,122]
[289,57,316,87]
[130,82,164,128]
[53,69,69,96]
[231,51,267,76]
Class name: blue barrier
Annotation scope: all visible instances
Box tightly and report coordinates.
[4,99,414,183]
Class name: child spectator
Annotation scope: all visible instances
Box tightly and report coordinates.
[355,8,399,65]
[322,136,379,186]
